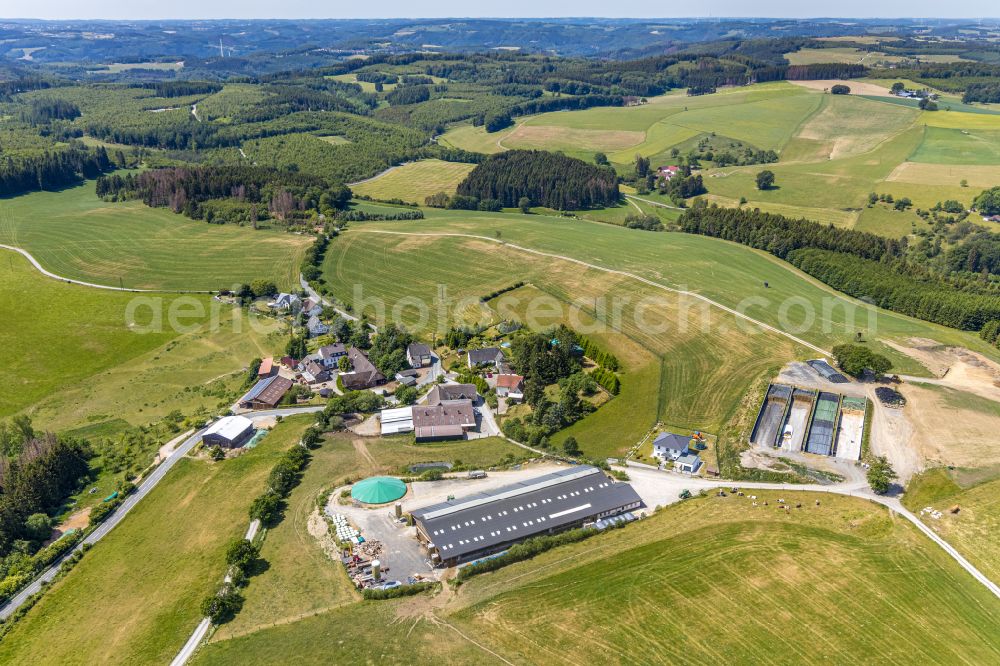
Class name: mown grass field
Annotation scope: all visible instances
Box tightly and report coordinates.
[350,211,1000,372]
[322,230,802,455]
[198,602,487,665]
[198,491,1000,664]
[0,180,310,290]
[0,250,183,416]
[350,159,475,203]
[0,415,313,666]
[450,491,1000,664]
[439,80,1000,237]
[903,467,1000,586]
[23,302,288,431]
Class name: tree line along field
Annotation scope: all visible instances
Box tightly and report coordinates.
[438,80,1000,237]
[192,491,1000,665]
[0,181,310,291]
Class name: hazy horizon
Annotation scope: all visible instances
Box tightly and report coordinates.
[2,2,999,21]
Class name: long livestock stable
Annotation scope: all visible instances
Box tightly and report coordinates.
[750,383,869,461]
[411,466,643,567]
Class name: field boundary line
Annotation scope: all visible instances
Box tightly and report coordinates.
[350,229,829,356]
[0,244,212,294]
[347,162,413,187]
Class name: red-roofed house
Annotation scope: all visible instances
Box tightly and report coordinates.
[657,165,680,181]
[495,374,525,401]
[257,357,275,378]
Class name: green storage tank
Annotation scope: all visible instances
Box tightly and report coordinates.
[351,476,407,504]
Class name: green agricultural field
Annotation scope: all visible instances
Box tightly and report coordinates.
[323,230,802,455]
[910,126,1000,164]
[0,250,183,416]
[325,73,398,93]
[350,159,475,203]
[350,209,1000,373]
[195,84,267,123]
[96,61,185,73]
[23,302,288,431]
[0,416,313,666]
[903,467,1000,585]
[451,492,1000,664]
[438,81,1000,236]
[440,83,817,167]
[0,181,310,291]
[783,47,964,67]
[197,491,1000,665]
[438,121,512,154]
[197,602,487,665]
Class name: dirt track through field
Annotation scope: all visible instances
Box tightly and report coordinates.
[0,244,212,293]
[351,229,829,356]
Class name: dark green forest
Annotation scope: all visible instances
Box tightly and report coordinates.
[457,150,619,209]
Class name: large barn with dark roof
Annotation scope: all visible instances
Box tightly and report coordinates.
[410,466,643,566]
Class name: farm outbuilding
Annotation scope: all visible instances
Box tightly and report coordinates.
[202,415,254,449]
[411,466,643,566]
[238,375,293,409]
[380,407,414,435]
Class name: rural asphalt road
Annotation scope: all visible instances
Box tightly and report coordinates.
[0,406,324,621]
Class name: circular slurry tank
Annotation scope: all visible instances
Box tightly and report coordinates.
[351,476,407,505]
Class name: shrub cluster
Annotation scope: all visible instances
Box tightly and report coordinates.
[481,282,525,301]
[456,527,600,580]
[362,581,437,600]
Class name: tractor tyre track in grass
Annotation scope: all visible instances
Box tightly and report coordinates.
[0,244,212,293]
[350,229,829,356]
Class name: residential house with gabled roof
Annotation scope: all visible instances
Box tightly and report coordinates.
[302,361,331,384]
[412,400,476,442]
[268,293,301,311]
[467,347,505,369]
[495,374,524,401]
[407,342,432,368]
[307,315,330,338]
[341,347,386,390]
[652,432,692,461]
[426,383,479,405]
[302,298,323,317]
[317,343,347,368]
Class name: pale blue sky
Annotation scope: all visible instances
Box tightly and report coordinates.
[2,2,998,20]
